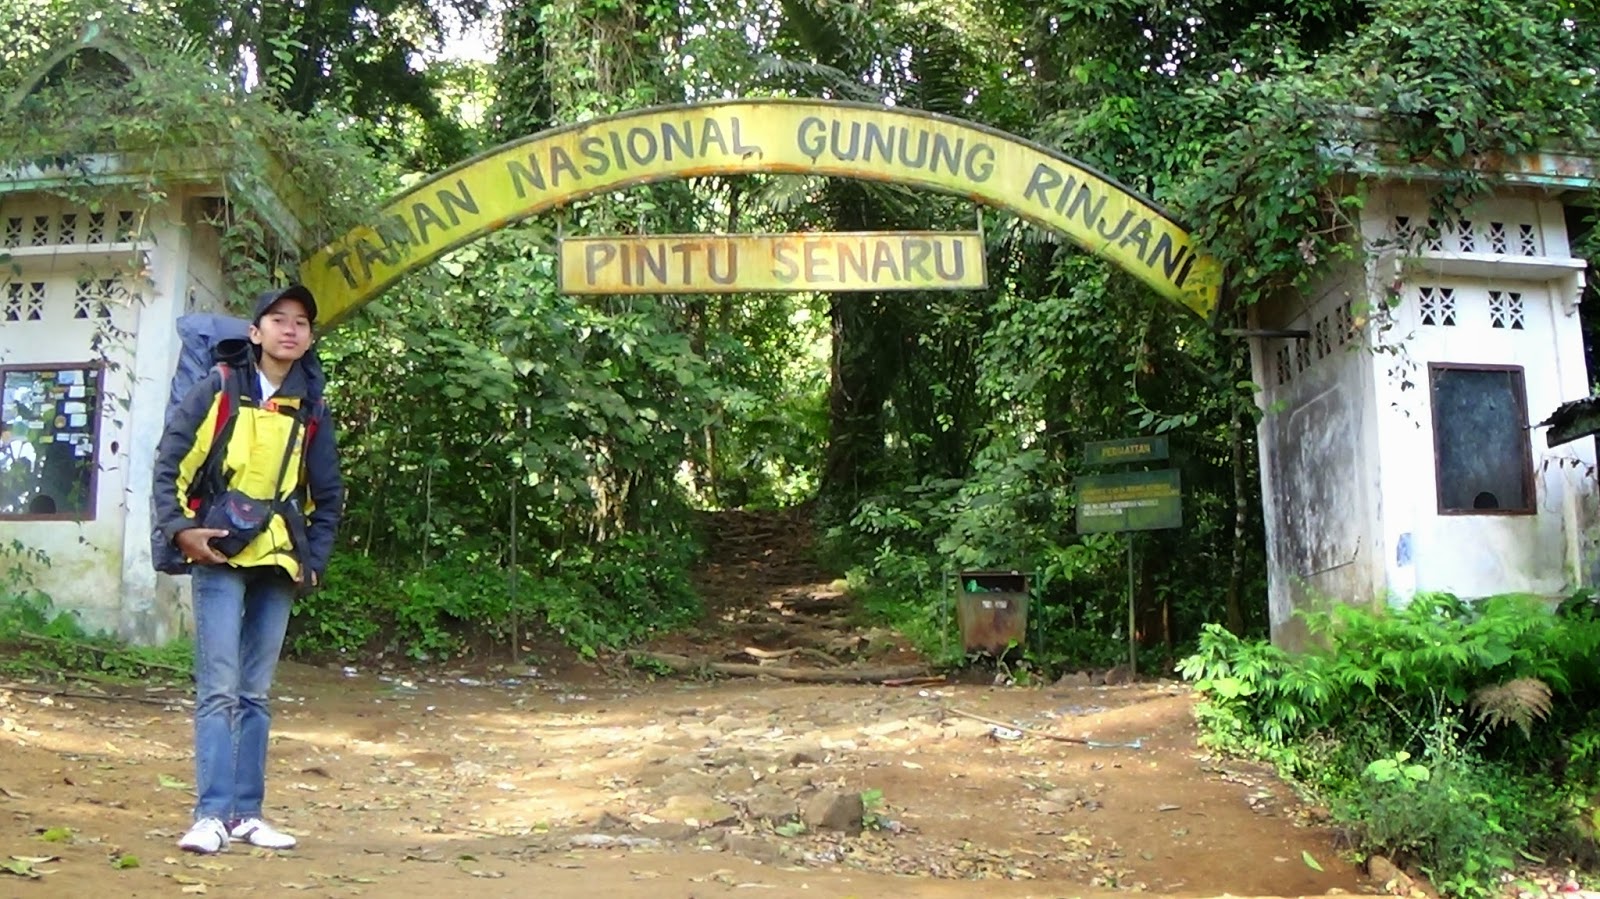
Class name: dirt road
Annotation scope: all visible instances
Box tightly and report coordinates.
[0,510,1381,898]
[0,659,1377,899]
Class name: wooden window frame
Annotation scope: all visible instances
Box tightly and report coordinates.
[0,361,105,522]
[1429,362,1536,517]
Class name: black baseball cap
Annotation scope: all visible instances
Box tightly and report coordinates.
[251,284,318,324]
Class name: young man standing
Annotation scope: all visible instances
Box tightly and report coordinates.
[152,285,344,854]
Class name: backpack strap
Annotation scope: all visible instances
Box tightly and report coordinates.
[304,396,323,448]
[269,406,306,502]
[186,363,244,512]
[280,399,320,577]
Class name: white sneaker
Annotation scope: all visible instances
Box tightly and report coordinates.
[178,817,229,854]
[229,817,297,849]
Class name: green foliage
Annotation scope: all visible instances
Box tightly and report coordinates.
[1179,0,1599,308]
[0,7,390,307]
[310,239,759,660]
[1181,595,1600,895]
[285,0,831,665]
[286,554,388,658]
[629,653,676,677]
[1342,723,1546,899]
[1337,0,1597,160]
[291,534,701,662]
[786,0,1597,685]
[0,539,52,614]
[1,0,489,172]
[1181,593,1600,766]
[826,269,1261,669]
[1178,623,1311,752]
[859,786,892,830]
[0,541,191,679]
[694,304,830,510]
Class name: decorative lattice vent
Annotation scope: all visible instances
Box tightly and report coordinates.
[1419,286,1458,326]
[1393,216,1544,256]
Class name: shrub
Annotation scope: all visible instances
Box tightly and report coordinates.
[1179,593,1600,895]
[288,532,702,661]
[0,540,192,678]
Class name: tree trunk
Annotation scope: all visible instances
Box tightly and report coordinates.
[818,182,898,512]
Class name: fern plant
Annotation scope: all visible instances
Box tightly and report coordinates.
[1181,592,1600,898]
[1179,623,1332,748]
[1469,678,1554,738]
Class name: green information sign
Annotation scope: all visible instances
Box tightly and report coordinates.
[1075,469,1182,533]
[1084,436,1169,466]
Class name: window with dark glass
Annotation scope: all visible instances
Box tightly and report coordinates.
[0,365,101,519]
[1429,364,1534,514]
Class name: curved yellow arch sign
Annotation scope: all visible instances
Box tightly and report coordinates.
[300,100,1222,325]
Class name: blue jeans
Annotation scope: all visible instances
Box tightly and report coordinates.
[191,564,293,822]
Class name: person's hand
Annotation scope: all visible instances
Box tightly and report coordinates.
[175,528,229,565]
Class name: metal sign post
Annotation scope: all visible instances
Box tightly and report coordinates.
[1127,536,1136,676]
[1076,438,1182,674]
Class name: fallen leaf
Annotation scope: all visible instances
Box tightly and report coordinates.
[188,861,232,872]
[158,774,191,791]
[308,871,376,884]
[1156,803,1180,812]
[1302,850,1324,872]
[1,858,40,879]
[401,852,445,863]
[38,827,74,843]
[112,854,140,869]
